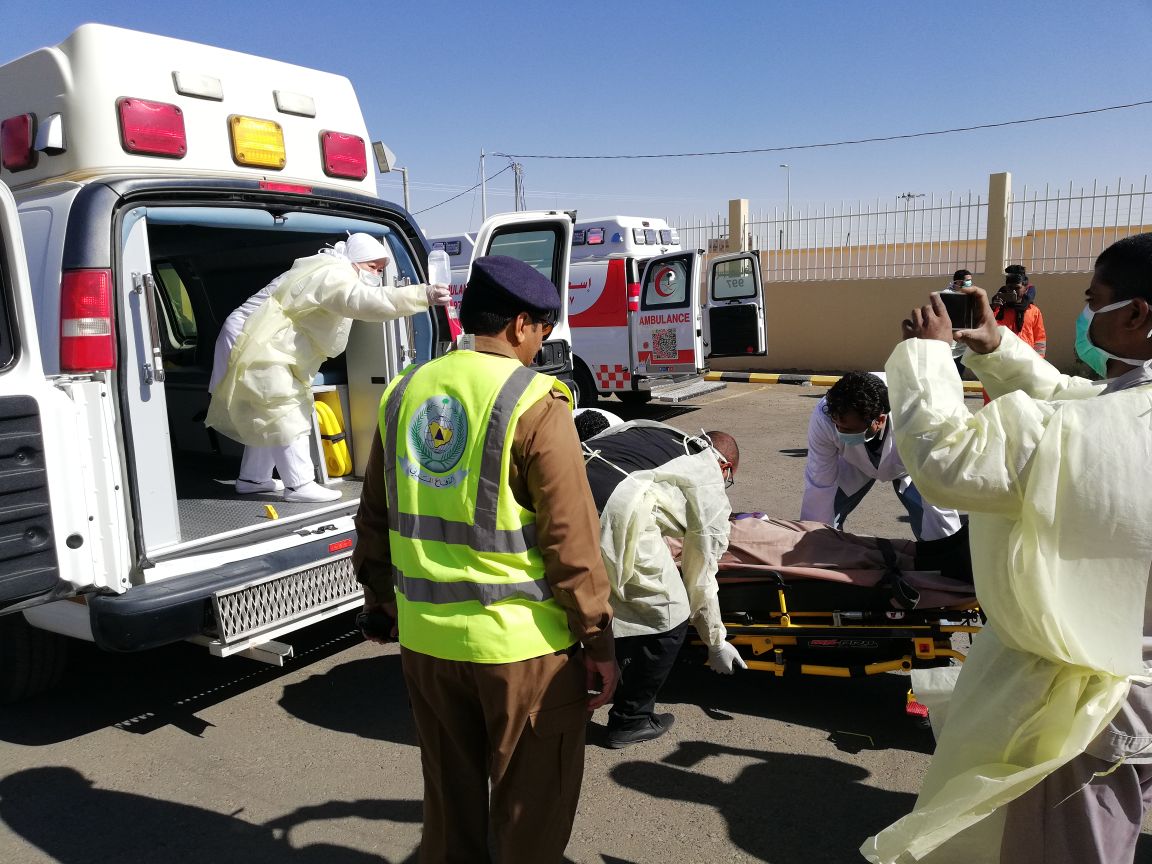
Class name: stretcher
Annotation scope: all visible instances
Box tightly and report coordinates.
[698,518,981,684]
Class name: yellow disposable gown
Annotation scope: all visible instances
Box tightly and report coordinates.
[207,252,428,447]
[861,330,1152,862]
[591,421,732,648]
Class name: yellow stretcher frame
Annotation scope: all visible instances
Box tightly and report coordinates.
[715,583,982,679]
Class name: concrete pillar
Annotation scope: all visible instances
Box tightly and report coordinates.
[728,198,749,253]
[985,172,1011,279]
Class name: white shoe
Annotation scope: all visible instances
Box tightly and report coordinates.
[283,481,342,503]
[235,478,285,494]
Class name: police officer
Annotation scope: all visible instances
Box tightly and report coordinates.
[354,255,618,864]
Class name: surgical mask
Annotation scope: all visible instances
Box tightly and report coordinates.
[963,279,972,288]
[355,266,383,288]
[837,430,868,447]
[1074,300,1150,377]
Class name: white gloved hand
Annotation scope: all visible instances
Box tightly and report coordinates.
[426,284,452,306]
[706,641,747,675]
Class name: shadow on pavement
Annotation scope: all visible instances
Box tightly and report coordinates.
[277,651,417,746]
[659,659,936,755]
[612,742,913,863]
[0,767,420,864]
[0,614,366,746]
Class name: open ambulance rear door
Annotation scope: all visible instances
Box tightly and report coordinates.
[469,211,574,381]
[704,251,767,357]
[633,250,706,377]
[0,180,127,614]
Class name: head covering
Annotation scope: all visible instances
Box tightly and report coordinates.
[344,233,391,263]
[461,255,560,319]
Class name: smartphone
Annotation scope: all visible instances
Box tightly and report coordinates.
[939,291,977,329]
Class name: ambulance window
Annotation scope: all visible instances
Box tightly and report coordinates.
[487,227,561,285]
[643,258,690,308]
[712,258,757,300]
[154,264,198,346]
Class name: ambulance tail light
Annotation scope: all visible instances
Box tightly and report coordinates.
[117,98,187,158]
[320,131,368,180]
[60,270,116,372]
[1,114,37,171]
[627,281,641,313]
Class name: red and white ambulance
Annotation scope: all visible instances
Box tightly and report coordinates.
[432,215,767,406]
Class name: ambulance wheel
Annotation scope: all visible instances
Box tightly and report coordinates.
[0,613,69,704]
[572,360,599,409]
[616,391,652,406]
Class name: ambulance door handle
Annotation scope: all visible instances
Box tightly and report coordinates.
[132,272,167,384]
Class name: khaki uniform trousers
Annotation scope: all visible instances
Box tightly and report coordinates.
[401,645,588,864]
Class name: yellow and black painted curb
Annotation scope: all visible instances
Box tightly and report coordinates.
[704,370,985,393]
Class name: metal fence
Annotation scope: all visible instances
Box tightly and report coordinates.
[672,175,1152,281]
[1008,176,1151,272]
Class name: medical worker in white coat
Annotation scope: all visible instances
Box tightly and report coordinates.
[208,233,450,503]
[800,371,962,541]
[864,233,1152,864]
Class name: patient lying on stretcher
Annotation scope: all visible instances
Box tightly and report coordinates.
[674,515,976,613]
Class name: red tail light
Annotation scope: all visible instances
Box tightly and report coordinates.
[627,281,641,313]
[1,114,37,171]
[117,97,187,158]
[320,131,367,180]
[61,270,116,371]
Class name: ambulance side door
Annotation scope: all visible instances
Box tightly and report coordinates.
[633,250,704,377]
[704,251,767,357]
[470,211,574,379]
[0,180,126,612]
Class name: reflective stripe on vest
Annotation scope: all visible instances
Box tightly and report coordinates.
[391,565,553,606]
[382,363,539,554]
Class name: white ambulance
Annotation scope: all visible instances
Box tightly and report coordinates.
[432,216,766,407]
[0,23,572,701]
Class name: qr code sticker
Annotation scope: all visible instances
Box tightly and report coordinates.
[652,328,678,361]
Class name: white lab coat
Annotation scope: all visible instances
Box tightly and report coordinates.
[800,395,960,540]
[591,421,731,649]
[862,330,1152,863]
[207,252,428,447]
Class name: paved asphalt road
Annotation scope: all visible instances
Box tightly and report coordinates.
[1,382,1149,863]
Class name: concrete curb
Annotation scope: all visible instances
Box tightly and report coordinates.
[704,370,986,393]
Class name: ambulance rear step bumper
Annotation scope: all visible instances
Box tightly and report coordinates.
[649,378,727,403]
[87,533,362,653]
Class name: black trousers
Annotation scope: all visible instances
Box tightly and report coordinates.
[607,620,690,731]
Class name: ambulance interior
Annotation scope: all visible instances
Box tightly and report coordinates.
[136,212,436,551]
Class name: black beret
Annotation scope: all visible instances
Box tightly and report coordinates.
[461,255,560,317]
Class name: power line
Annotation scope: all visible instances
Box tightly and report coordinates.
[497,99,1152,160]
[413,164,513,215]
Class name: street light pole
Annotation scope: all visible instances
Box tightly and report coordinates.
[370,141,411,211]
[779,164,791,248]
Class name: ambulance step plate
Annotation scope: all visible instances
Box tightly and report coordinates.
[211,556,360,644]
[650,379,727,403]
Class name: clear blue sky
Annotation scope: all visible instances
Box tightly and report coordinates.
[3,1,1151,236]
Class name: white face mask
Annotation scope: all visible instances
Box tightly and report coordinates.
[355,264,383,288]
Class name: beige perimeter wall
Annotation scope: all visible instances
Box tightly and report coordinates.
[709,269,1091,374]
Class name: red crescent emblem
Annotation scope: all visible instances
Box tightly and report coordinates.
[653,266,676,297]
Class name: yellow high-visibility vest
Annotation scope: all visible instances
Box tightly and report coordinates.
[379,350,574,663]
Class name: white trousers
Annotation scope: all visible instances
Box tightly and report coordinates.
[211,294,315,489]
[239,437,314,489]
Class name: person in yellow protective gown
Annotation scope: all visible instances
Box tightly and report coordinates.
[862,233,1152,864]
[207,233,451,503]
